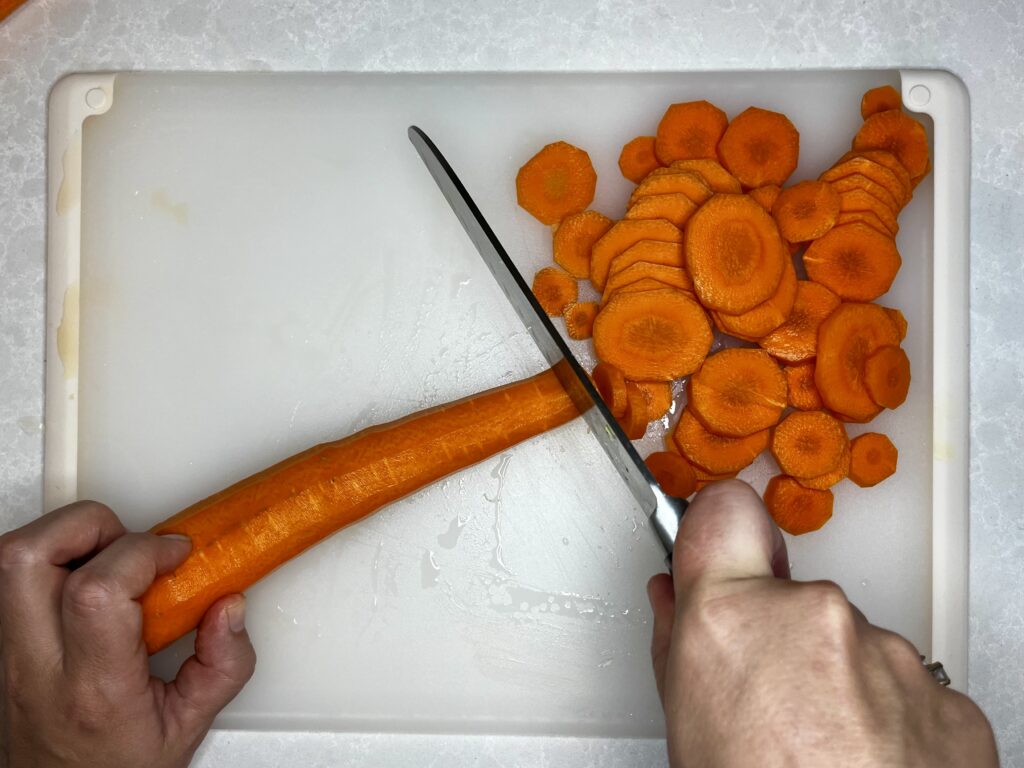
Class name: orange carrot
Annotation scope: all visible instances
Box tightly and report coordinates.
[654,100,729,164]
[864,345,911,408]
[142,367,580,653]
[849,432,898,487]
[531,266,578,315]
[593,289,713,381]
[823,153,910,210]
[803,223,902,302]
[796,439,851,490]
[605,277,683,301]
[749,184,782,213]
[770,410,848,479]
[516,141,597,225]
[672,408,769,474]
[617,382,651,439]
[618,136,662,183]
[860,85,901,119]
[685,193,788,313]
[590,219,684,291]
[784,361,824,411]
[758,280,840,363]
[764,476,834,535]
[631,380,674,421]
[829,174,901,217]
[629,170,714,208]
[563,301,599,340]
[844,149,914,203]
[836,189,899,236]
[645,451,697,498]
[852,109,930,179]
[835,210,896,238]
[815,302,900,422]
[883,306,908,340]
[667,159,743,193]
[771,180,841,242]
[553,210,614,278]
[592,361,629,417]
[688,348,788,437]
[602,262,693,303]
[714,257,798,339]
[717,107,800,188]
[608,240,686,277]
[625,193,699,228]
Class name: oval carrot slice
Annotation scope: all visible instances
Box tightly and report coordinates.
[563,301,599,340]
[864,344,911,408]
[609,241,686,277]
[531,267,578,316]
[516,141,597,225]
[631,381,674,421]
[852,109,930,179]
[829,174,901,217]
[715,257,798,339]
[667,159,743,194]
[835,210,895,238]
[590,219,684,291]
[815,302,900,421]
[717,107,800,188]
[672,408,769,474]
[654,100,729,164]
[629,170,714,208]
[685,193,788,313]
[689,348,788,437]
[749,184,782,213]
[849,432,898,487]
[803,223,902,302]
[771,410,848,479]
[836,189,899,236]
[883,306,908,340]
[771,180,841,243]
[764,475,833,535]
[617,382,652,439]
[784,361,824,411]
[553,210,614,279]
[860,85,901,119]
[821,155,909,210]
[625,193,699,228]
[602,263,694,303]
[618,136,661,183]
[592,361,629,418]
[758,280,840,362]
[796,440,851,490]
[645,451,697,498]
[593,289,712,381]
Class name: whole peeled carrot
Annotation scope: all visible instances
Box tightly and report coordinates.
[142,367,579,654]
[0,0,27,23]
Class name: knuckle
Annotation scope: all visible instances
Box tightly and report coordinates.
[807,581,856,637]
[879,631,921,667]
[0,531,37,571]
[64,569,118,614]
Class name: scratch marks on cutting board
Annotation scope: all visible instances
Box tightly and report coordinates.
[151,188,189,224]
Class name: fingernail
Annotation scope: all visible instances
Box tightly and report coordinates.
[226,597,246,633]
[161,533,191,543]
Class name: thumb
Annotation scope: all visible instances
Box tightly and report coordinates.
[164,595,257,742]
[646,573,675,706]
[672,479,789,594]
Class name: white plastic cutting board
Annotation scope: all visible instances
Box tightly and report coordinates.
[44,71,968,735]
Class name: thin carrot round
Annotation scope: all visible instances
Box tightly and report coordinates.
[764,475,834,535]
[516,141,597,225]
[618,136,662,183]
[629,170,714,208]
[562,301,599,340]
[654,100,729,164]
[717,107,800,188]
[602,262,693,303]
[803,223,902,302]
[645,451,697,498]
[829,174,901,217]
[823,154,910,210]
[883,306,908,340]
[836,189,899,236]
[531,267,578,316]
[844,150,913,203]
[758,280,840,363]
[631,381,674,421]
[795,438,851,490]
[605,277,685,302]
[592,361,629,418]
[784,361,824,411]
[771,180,841,243]
[553,210,614,278]
[609,240,686,277]
[852,109,930,179]
[685,193,788,313]
[864,345,911,408]
[749,184,782,213]
[771,410,848,479]
[689,348,788,437]
[849,432,898,487]
[860,85,902,119]
[590,219,684,291]
[715,257,798,339]
[667,159,743,194]
[672,408,769,475]
[625,193,699,228]
[618,382,651,439]
[835,210,895,238]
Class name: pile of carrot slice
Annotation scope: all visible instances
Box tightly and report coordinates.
[515,83,928,535]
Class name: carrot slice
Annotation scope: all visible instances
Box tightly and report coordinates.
[764,476,834,535]
[853,109,930,179]
[629,170,714,208]
[861,85,902,119]
[593,289,713,381]
[625,193,699,228]
[667,159,743,193]
[715,257,798,339]
[771,181,841,243]
[758,280,840,362]
[815,302,900,421]
[784,361,824,411]
[592,361,629,417]
[796,440,851,490]
[693,464,739,491]
[631,381,674,421]
[645,452,697,498]
[864,345,911,408]
[849,432,898,487]
[749,184,782,213]
[822,155,910,210]
[590,219,684,291]
[829,174,901,216]
[516,141,597,225]
[689,348,787,437]
[553,210,614,278]
[672,408,770,474]
[803,223,902,302]
[883,306,908,340]
[685,193,788,313]
[605,277,685,302]
[654,100,729,164]
[609,241,686,277]
[531,267,578,316]
[618,136,662,183]
[602,262,693,303]
[563,301,599,340]
[771,410,848,479]
[717,107,800,188]
[617,382,651,439]
[837,189,900,236]
[835,210,895,238]
[845,150,914,203]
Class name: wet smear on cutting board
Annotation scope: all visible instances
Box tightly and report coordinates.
[486,453,513,574]
[56,283,80,380]
[151,188,189,225]
[421,549,441,588]
[56,133,81,215]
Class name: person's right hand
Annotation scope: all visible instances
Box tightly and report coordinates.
[648,480,998,767]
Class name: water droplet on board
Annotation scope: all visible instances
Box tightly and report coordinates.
[421,549,440,588]
[861,579,869,588]
[487,454,514,574]
[562,537,570,545]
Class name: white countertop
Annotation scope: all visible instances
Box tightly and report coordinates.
[1,1,1022,765]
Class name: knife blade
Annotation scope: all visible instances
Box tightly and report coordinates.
[408,125,686,560]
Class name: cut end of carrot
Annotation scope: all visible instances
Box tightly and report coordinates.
[718,107,800,188]
[689,348,787,437]
[849,432,898,487]
[860,85,902,120]
[655,100,729,165]
[563,301,599,340]
[619,136,662,183]
[532,267,578,316]
[864,344,911,409]
[516,141,597,225]
[553,210,614,278]
[645,451,697,498]
[803,223,902,302]
[772,180,841,243]
[764,475,834,535]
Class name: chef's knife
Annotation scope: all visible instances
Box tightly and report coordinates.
[408,125,687,561]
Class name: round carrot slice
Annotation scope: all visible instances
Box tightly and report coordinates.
[796,439,851,490]
[609,241,686,277]
[784,361,824,411]
[531,267,578,316]
[849,432,898,487]
[803,222,902,302]
[625,193,699,228]
[846,150,914,203]
[593,289,713,381]
[771,410,848,478]
[685,193,788,313]
[715,257,798,339]
[829,174,901,217]
[771,180,841,243]
[618,382,652,439]
[835,210,894,238]
[631,380,674,421]
[864,345,911,408]
[645,451,697,498]
[836,189,899,236]
[853,109,930,179]
[667,159,743,193]
[592,361,628,418]
[861,85,902,119]
[602,263,693,303]
[516,141,597,225]
[758,280,840,362]
[822,154,910,210]
[764,476,833,535]
[654,100,729,164]
[604,277,687,303]
[672,408,769,474]
[815,302,900,422]
[553,210,614,279]
[590,219,684,291]
[689,348,788,437]
[563,301,599,340]
[629,169,714,208]
[717,107,800,188]
[749,184,782,213]
[618,136,661,183]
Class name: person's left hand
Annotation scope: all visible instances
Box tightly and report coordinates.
[0,501,256,768]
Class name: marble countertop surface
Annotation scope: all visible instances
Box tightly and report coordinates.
[1,0,1022,765]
